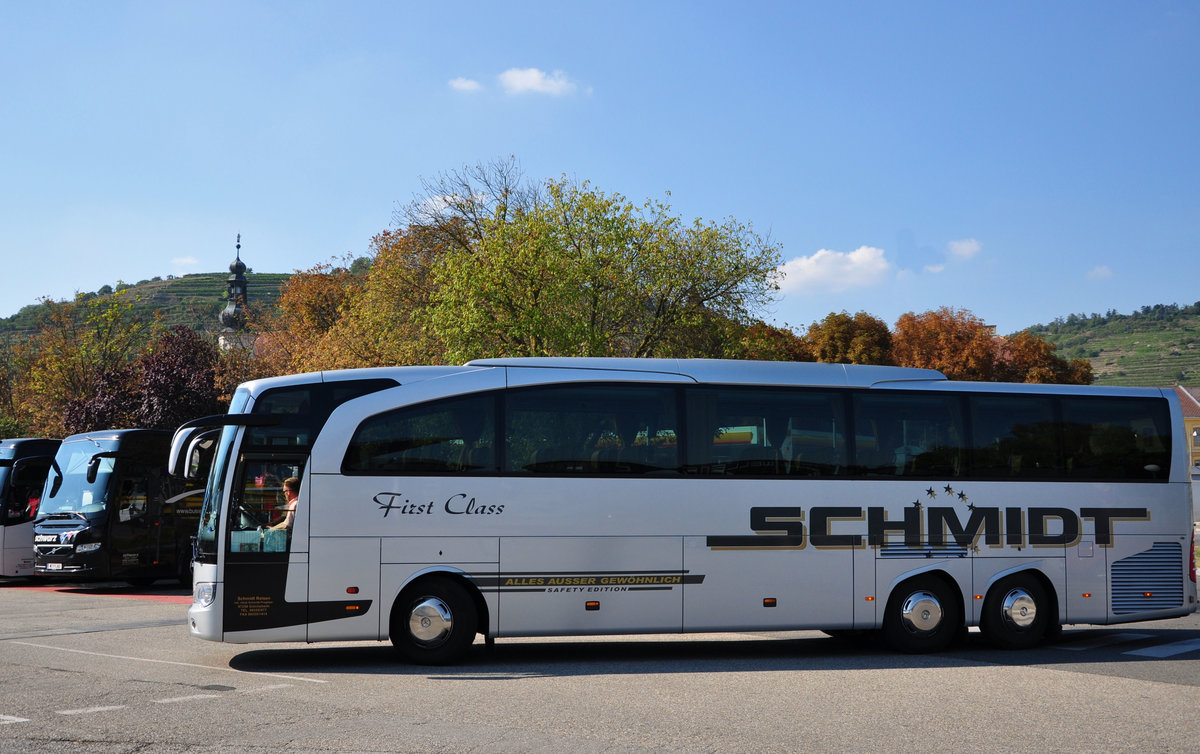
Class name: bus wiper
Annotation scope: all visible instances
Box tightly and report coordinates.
[45,511,88,522]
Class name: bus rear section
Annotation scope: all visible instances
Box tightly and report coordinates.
[33,429,203,585]
[0,438,61,577]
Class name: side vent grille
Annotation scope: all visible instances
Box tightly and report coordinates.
[877,543,969,559]
[1111,541,1184,615]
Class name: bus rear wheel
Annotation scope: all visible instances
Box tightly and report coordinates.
[882,574,960,653]
[390,576,478,665]
[980,573,1049,650]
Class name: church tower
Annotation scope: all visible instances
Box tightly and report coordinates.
[218,234,250,351]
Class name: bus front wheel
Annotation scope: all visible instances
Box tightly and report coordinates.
[882,574,961,653]
[980,573,1049,650]
[390,576,478,665]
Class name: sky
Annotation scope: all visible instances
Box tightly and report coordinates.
[1,1,1197,335]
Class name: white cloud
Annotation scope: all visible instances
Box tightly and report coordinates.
[499,67,577,96]
[449,77,482,92]
[924,264,945,274]
[171,256,199,267]
[947,238,981,259]
[1086,265,1113,280]
[775,246,893,294]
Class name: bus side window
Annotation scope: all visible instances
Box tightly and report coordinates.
[343,394,497,475]
[853,393,965,478]
[118,478,148,522]
[968,395,1059,478]
[505,384,678,476]
[1061,397,1171,480]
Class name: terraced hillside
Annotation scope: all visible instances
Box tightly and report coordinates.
[0,272,291,336]
[1026,305,1200,387]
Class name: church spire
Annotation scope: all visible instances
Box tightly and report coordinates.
[219,233,248,332]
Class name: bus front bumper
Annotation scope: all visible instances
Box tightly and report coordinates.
[188,580,222,641]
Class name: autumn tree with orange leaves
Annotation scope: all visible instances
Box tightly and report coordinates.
[995,330,1093,384]
[891,306,1091,384]
[892,307,997,380]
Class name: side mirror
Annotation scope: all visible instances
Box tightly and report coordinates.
[11,456,53,486]
[185,430,220,481]
[169,427,198,478]
[169,426,216,479]
[86,451,120,484]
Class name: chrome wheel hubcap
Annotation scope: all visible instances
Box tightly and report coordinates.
[1001,588,1037,630]
[409,597,453,645]
[899,590,943,634]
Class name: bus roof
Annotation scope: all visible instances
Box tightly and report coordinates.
[237,365,477,396]
[60,429,172,444]
[466,357,948,388]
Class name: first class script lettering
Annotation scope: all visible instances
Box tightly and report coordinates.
[374,492,504,517]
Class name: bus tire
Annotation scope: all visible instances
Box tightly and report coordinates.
[882,574,960,653]
[390,576,478,665]
[980,573,1049,650]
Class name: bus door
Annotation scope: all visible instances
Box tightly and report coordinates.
[2,454,54,577]
[222,453,308,640]
[107,465,164,578]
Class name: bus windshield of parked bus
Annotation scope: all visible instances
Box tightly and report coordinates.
[39,444,117,516]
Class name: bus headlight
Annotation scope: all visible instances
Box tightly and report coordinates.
[194,582,216,607]
[75,542,102,554]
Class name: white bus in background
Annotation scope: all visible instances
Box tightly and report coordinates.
[171,358,1198,664]
[0,438,60,577]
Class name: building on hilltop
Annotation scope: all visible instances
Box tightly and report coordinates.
[218,234,252,351]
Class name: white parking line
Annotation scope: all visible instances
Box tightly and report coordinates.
[154,694,221,704]
[12,641,327,684]
[1055,632,1153,651]
[1123,638,1200,658]
[57,706,127,715]
[0,715,30,725]
[239,684,293,693]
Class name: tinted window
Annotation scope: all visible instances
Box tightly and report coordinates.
[344,393,497,474]
[852,393,965,478]
[1060,396,1171,480]
[968,395,1061,478]
[684,388,847,477]
[505,384,678,475]
[249,379,398,451]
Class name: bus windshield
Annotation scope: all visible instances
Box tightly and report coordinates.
[39,444,118,516]
[195,389,250,560]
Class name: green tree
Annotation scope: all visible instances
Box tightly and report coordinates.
[11,292,157,435]
[427,176,782,361]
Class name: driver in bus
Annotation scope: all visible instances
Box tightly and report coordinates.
[269,477,300,530]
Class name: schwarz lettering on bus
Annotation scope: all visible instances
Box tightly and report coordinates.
[374,492,505,517]
[708,504,1151,549]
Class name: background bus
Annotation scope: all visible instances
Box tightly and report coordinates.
[34,429,204,586]
[174,359,1197,664]
[0,438,60,576]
